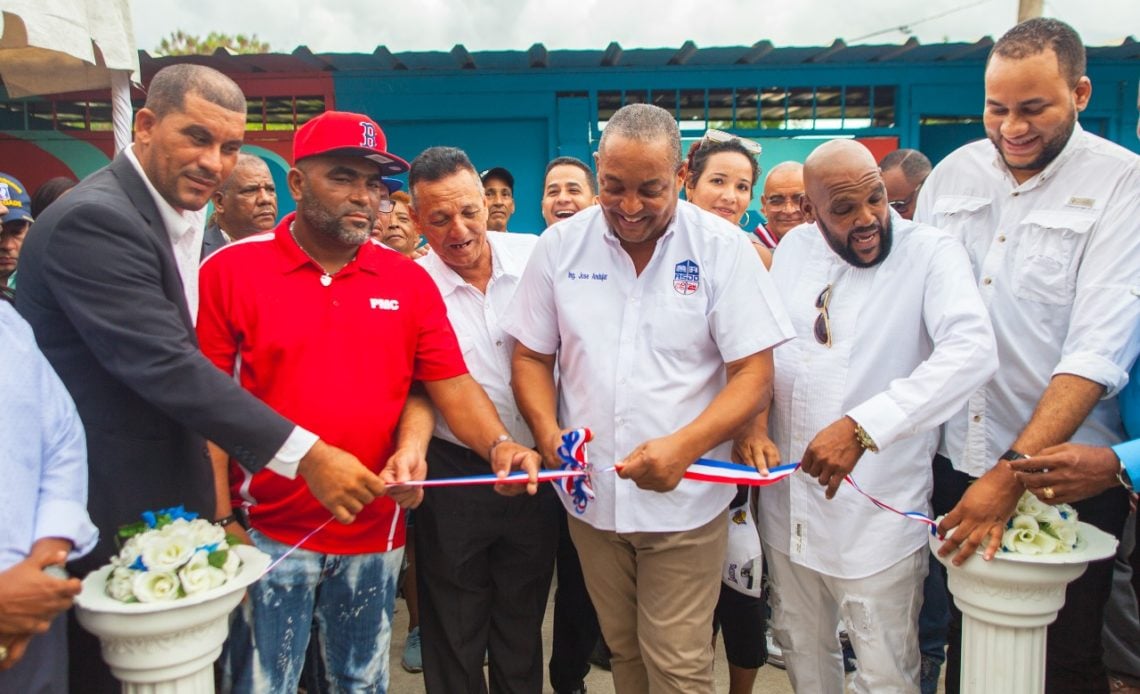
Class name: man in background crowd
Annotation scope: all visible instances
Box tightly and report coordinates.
[203,153,279,257]
[879,148,931,221]
[482,166,516,232]
[541,157,596,228]
[755,162,805,249]
[0,172,33,290]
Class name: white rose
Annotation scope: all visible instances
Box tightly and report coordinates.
[1053,523,1078,551]
[111,537,143,569]
[139,532,196,573]
[221,548,242,579]
[106,567,139,602]
[1002,514,1049,555]
[179,563,227,595]
[188,519,226,549]
[1016,493,1047,518]
[1035,504,1064,527]
[131,570,181,602]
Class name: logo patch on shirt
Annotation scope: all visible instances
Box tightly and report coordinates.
[673,260,700,295]
[1065,196,1095,209]
[369,298,400,311]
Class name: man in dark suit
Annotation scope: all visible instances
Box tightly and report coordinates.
[201,152,279,259]
[16,63,387,693]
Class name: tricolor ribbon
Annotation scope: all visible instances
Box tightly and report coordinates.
[271,428,938,572]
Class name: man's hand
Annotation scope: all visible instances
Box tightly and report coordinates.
[0,634,32,672]
[800,417,865,499]
[380,445,428,509]
[490,441,542,497]
[732,423,780,476]
[298,440,386,523]
[618,434,695,492]
[1009,443,1122,504]
[0,542,81,637]
[936,462,1024,564]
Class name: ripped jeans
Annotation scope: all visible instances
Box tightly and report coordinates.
[765,546,926,694]
[220,529,404,694]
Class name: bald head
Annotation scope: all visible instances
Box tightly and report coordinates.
[802,140,891,267]
[760,161,806,240]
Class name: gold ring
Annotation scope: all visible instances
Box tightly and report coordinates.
[1043,486,1055,500]
[0,643,8,662]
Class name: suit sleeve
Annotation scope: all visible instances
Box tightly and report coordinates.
[40,202,294,471]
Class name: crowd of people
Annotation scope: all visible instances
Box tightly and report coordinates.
[1,15,1138,694]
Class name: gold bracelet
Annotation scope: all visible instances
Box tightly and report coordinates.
[854,423,879,453]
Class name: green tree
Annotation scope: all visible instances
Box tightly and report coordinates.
[155,31,271,56]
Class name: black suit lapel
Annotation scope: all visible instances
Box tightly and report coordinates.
[108,153,196,331]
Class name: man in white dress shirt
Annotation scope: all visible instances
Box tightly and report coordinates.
[410,146,560,694]
[739,139,995,694]
[504,103,793,694]
[915,18,1140,693]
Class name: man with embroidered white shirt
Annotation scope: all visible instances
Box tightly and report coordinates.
[409,146,560,694]
[914,18,1140,694]
[505,103,793,694]
[737,139,995,694]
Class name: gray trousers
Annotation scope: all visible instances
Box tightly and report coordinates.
[1103,510,1140,681]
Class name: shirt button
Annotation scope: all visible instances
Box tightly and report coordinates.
[972,414,982,422]
[982,277,992,285]
[1012,191,1020,197]
[998,235,1006,242]
[495,340,503,347]
[332,299,340,306]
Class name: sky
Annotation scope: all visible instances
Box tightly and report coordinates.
[131,0,1139,56]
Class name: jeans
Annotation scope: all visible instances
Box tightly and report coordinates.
[221,529,404,694]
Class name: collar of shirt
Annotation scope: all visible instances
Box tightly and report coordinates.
[423,233,525,298]
[989,122,1085,192]
[124,145,206,241]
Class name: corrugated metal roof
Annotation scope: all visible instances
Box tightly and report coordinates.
[136,37,1139,76]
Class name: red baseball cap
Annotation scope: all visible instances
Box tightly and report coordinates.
[293,111,410,175]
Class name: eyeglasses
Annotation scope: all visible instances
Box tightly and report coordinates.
[765,193,804,210]
[814,284,833,348]
[377,199,395,213]
[888,182,923,213]
[701,129,763,156]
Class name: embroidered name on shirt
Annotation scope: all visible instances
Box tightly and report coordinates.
[567,271,609,281]
[370,298,400,311]
[673,259,700,295]
[1065,196,1095,209]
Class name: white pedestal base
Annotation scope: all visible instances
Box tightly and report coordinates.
[75,545,270,694]
[931,522,1117,694]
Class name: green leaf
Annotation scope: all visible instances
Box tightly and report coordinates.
[117,521,149,541]
[207,550,229,569]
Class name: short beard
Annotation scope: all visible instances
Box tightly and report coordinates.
[299,183,372,247]
[991,109,1076,175]
[818,214,892,268]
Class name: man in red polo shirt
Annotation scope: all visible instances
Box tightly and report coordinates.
[198,111,542,694]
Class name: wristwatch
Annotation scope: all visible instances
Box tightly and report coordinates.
[854,423,879,453]
[1000,449,1029,462]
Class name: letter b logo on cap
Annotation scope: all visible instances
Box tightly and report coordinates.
[360,122,376,148]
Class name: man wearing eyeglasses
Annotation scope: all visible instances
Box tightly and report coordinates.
[756,161,806,249]
[739,138,995,694]
[203,154,279,257]
[879,149,931,221]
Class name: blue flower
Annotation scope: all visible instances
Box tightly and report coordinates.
[141,510,158,528]
[129,556,146,571]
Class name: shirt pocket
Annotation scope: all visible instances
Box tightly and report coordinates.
[649,293,712,356]
[1012,210,1094,306]
[930,195,993,271]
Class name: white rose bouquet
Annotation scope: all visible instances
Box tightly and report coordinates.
[1001,491,1080,556]
[105,506,244,603]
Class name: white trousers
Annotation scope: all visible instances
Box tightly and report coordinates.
[765,545,926,694]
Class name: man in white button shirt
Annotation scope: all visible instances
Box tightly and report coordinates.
[738,139,996,694]
[409,146,561,694]
[504,103,793,694]
[915,18,1140,694]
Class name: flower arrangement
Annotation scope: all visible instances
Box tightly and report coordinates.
[104,506,243,603]
[1001,491,1080,556]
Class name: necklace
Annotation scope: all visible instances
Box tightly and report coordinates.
[289,222,356,287]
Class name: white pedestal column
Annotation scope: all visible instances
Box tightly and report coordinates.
[75,545,270,694]
[931,523,1117,694]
